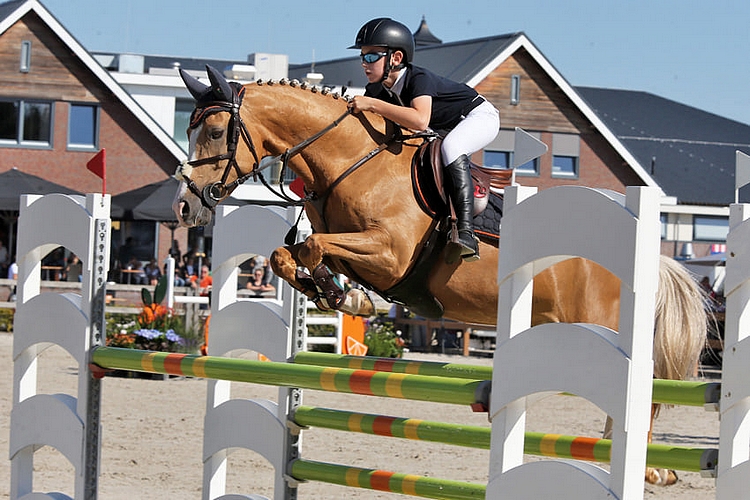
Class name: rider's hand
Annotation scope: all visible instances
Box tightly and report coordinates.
[348,95,374,114]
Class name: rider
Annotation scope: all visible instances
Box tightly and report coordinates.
[347,18,500,261]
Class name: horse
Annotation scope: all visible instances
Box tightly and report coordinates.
[173,66,707,486]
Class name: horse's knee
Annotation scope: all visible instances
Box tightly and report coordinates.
[297,235,325,269]
[270,247,296,280]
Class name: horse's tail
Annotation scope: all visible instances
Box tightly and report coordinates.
[653,255,708,382]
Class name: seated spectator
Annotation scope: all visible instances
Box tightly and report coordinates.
[124,257,147,285]
[144,258,162,285]
[246,267,275,296]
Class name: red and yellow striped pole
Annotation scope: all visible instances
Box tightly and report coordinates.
[294,352,721,407]
[294,406,718,473]
[290,459,486,500]
[91,347,489,408]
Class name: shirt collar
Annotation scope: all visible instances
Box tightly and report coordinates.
[389,67,407,95]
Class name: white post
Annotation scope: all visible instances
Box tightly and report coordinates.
[165,255,175,310]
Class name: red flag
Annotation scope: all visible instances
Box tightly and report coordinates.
[289,177,305,198]
[87,148,106,194]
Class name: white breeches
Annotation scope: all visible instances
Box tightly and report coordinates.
[441,100,500,165]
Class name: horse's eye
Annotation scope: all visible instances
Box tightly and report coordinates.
[209,127,224,140]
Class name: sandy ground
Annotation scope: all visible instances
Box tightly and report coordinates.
[0,331,720,499]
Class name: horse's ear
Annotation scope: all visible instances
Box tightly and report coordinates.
[180,68,209,100]
[206,65,234,102]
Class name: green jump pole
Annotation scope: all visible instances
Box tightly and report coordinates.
[289,459,485,500]
[293,406,718,473]
[91,347,490,408]
[294,405,489,449]
[294,351,493,380]
[294,352,721,407]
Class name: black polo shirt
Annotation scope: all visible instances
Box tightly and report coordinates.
[365,64,479,131]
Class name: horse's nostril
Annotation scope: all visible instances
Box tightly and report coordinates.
[180,201,190,218]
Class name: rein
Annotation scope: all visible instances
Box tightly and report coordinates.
[176,83,401,218]
[175,83,358,210]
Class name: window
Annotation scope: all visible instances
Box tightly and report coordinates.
[510,75,520,105]
[68,103,98,149]
[515,157,539,175]
[483,150,539,175]
[0,99,52,147]
[484,150,511,169]
[20,41,31,73]
[660,213,668,239]
[174,99,193,153]
[552,155,578,177]
[551,133,580,178]
[693,216,729,242]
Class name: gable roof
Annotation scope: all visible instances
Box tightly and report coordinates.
[290,32,661,194]
[0,0,186,161]
[577,87,750,206]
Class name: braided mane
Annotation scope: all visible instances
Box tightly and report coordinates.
[253,78,351,102]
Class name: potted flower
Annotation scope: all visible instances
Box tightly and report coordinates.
[105,276,189,379]
[129,276,186,352]
[364,317,405,358]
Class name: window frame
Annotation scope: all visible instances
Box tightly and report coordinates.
[510,74,520,105]
[67,102,100,151]
[20,40,31,73]
[551,154,579,179]
[0,98,54,149]
[693,215,729,242]
[174,98,194,153]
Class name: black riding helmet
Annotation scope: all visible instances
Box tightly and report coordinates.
[350,18,415,81]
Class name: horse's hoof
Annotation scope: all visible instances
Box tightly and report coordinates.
[645,467,678,486]
[339,289,375,317]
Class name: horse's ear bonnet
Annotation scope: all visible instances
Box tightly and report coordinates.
[180,65,238,105]
[180,68,211,102]
[206,65,235,103]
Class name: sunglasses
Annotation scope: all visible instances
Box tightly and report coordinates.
[360,52,388,64]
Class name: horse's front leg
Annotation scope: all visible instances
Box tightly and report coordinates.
[269,244,318,301]
[270,242,375,317]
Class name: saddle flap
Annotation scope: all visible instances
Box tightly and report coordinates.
[414,139,509,218]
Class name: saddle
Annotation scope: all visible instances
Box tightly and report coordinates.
[379,139,510,318]
[412,139,510,242]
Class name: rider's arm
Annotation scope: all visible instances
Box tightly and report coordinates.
[350,94,432,132]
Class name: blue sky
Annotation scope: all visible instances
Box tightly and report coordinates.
[44,0,750,125]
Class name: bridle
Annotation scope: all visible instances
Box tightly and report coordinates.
[175,79,409,234]
[174,84,262,211]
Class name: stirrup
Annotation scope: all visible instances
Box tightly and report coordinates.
[455,229,480,262]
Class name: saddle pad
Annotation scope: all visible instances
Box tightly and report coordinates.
[472,191,503,243]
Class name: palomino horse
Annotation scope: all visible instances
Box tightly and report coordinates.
[173,66,706,485]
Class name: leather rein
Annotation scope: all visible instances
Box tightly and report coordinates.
[174,84,396,214]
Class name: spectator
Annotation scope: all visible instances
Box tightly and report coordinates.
[124,257,147,285]
[7,254,17,301]
[65,254,82,282]
[191,264,212,309]
[245,267,275,296]
[144,258,162,285]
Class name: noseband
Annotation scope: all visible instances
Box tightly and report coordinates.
[175,84,261,211]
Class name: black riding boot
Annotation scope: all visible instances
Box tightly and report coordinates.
[443,154,479,262]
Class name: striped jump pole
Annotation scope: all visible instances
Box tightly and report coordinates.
[90,347,490,408]
[294,351,493,380]
[293,406,718,474]
[289,459,485,500]
[294,352,721,408]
